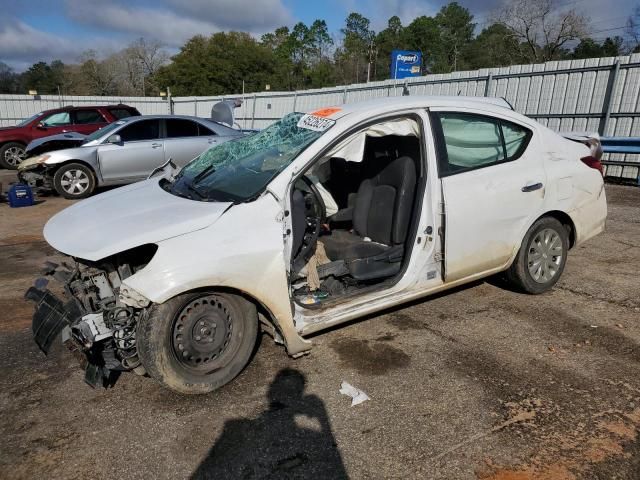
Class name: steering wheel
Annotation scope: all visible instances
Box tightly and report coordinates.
[293,176,326,269]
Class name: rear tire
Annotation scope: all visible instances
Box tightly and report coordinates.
[137,292,258,394]
[53,163,96,199]
[0,142,26,169]
[505,217,569,294]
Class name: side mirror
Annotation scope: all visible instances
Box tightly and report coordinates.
[107,134,122,144]
[36,122,47,130]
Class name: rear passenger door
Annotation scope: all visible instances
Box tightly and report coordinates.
[430,109,546,282]
[163,119,216,167]
[97,119,164,183]
[72,109,108,135]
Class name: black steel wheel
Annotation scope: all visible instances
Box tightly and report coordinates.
[137,292,258,394]
[171,296,235,372]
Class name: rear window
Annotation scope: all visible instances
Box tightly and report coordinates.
[109,108,137,120]
[166,119,200,138]
[75,109,105,124]
[433,112,532,176]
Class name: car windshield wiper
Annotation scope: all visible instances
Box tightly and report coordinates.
[193,165,216,184]
[181,182,206,200]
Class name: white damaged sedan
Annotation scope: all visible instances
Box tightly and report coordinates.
[26,96,607,394]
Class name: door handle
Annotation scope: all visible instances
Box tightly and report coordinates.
[151,143,162,148]
[522,182,543,192]
[208,139,217,144]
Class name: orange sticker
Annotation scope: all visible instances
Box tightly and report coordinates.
[311,107,342,118]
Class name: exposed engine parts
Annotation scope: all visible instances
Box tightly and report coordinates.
[25,249,156,388]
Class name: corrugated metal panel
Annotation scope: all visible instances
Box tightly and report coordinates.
[2,56,640,179]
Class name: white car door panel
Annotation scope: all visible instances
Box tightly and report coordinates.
[432,109,547,282]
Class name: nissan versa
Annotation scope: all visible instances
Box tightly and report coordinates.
[26,96,607,394]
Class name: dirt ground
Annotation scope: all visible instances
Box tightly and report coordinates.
[1,170,639,480]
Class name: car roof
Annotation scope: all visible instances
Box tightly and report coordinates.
[39,104,137,114]
[114,114,229,124]
[307,95,514,120]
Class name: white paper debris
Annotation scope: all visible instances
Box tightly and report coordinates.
[339,381,370,406]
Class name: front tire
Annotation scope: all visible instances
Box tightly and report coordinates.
[0,142,26,169]
[137,292,258,394]
[506,217,569,294]
[53,163,96,199]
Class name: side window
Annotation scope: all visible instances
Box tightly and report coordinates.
[118,120,160,142]
[109,108,135,120]
[165,119,199,138]
[74,109,105,124]
[198,123,215,136]
[502,121,530,159]
[42,112,71,127]
[433,112,532,176]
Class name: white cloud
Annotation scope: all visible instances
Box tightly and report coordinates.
[65,0,293,47]
[0,18,80,62]
[167,0,292,31]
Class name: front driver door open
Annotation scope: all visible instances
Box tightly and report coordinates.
[284,112,436,319]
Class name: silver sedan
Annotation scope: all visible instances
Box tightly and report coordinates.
[17,115,244,199]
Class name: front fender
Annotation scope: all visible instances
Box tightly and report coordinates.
[122,194,311,356]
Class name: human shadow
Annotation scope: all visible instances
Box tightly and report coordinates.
[191,368,348,479]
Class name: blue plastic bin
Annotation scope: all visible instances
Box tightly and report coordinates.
[8,183,35,208]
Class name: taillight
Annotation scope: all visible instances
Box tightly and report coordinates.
[581,156,603,176]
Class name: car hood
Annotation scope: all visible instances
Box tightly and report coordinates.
[44,179,232,261]
[25,132,87,156]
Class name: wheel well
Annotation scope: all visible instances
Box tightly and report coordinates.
[0,140,26,148]
[52,160,97,177]
[538,210,576,248]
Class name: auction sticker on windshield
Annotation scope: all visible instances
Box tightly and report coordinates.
[297,114,336,132]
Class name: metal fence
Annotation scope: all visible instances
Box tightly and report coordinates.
[2,53,640,179]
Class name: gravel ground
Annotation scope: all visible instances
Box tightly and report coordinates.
[1,170,639,480]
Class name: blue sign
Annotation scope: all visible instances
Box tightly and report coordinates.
[391,50,422,79]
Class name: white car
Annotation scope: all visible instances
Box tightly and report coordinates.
[26,96,607,394]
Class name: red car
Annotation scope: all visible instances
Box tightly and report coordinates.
[0,104,140,169]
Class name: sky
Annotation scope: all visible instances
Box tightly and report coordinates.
[0,0,637,71]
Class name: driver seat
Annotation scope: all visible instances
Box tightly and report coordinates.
[322,156,416,281]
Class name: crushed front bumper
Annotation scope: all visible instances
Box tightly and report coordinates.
[25,260,147,389]
[17,168,53,192]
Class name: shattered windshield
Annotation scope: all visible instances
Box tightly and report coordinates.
[166,112,331,202]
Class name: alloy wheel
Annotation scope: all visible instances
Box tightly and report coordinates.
[4,146,25,167]
[60,169,90,195]
[527,228,564,284]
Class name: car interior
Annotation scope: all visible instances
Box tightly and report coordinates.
[289,116,423,307]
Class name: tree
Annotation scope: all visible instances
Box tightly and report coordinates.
[435,2,475,71]
[572,38,603,59]
[0,62,21,94]
[21,60,67,94]
[375,16,406,79]
[464,23,523,69]
[308,20,333,63]
[154,32,277,96]
[78,50,120,95]
[336,12,375,84]
[572,36,623,59]
[120,38,169,95]
[403,16,442,73]
[495,0,589,62]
